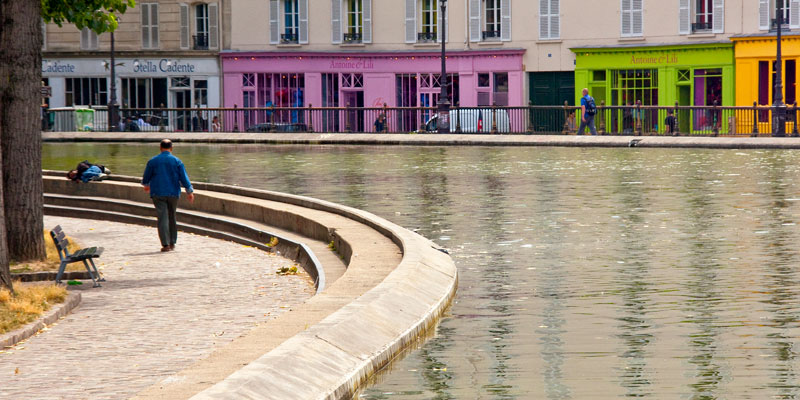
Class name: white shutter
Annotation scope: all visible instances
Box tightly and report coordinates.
[331,0,342,43]
[791,0,800,29]
[179,3,189,49]
[269,0,279,44]
[141,4,151,47]
[550,0,559,39]
[363,0,372,43]
[679,0,690,34]
[621,0,632,36]
[712,0,724,33]
[151,4,159,48]
[539,0,549,39]
[299,0,309,44]
[759,0,769,30]
[209,2,218,48]
[405,0,416,43]
[469,0,481,42]
[632,0,643,36]
[90,30,98,49]
[500,0,511,41]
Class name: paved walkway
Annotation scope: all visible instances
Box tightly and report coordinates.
[0,216,314,400]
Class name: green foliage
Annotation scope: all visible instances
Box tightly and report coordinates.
[41,0,135,33]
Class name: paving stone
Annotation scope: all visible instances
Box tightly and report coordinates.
[0,216,314,400]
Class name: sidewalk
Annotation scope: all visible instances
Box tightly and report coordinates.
[0,216,314,400]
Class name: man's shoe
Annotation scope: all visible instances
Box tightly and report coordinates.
[161,246,171,252]
[169,244,175,250]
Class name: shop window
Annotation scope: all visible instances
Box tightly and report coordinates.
[342,73,363,88]
[65,78,108,107]
[494,72,509,106]
[693,69,722,130]
[592,70,607,82]
[194,80,208,107]
[786,60,796,105]
[468,0,510,42]
[678,69,691,82]
[80,27,98,50]
[171,77,191,89]
[621,0,643,37]
[141,3,159,49]
[610,69,657,133]
[478,73,491,87]
[121,77,167,109]
[179,3,218,50]
[476,72,506,106]
[243,73,255,88]
[539,0,559,40]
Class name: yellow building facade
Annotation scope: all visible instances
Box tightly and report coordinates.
[734,34,800,108]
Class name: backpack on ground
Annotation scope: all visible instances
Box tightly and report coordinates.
[585,96,597,116]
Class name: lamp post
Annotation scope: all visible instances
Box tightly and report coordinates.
[436,0,450,133]
[773,0,786,136]
[108,30,119,132]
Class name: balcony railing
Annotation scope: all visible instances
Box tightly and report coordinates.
[343,32,362,43]
[691,21,712,33]
[771,18,791,31]
[281,32,299,44]
[417,32,438,42]
[192,34,209,50]
[482,30,501,40]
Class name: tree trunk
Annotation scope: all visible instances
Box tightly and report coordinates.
[0,0,45,264]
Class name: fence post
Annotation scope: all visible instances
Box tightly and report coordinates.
[455,102,462,133]
[269,104,276,132]
[307,103,314,133]
[752,101,759,137]
[233,104,239,132]
[598,100,606,135]
[674,101,680,136]
[793,102,799,137]
[526,101,534,134]
[712,100,719,137]
[382,102,388,133]
[491,102,498,134]
[635,100,643,136]
[345,102,352,133]
[562,101,571,135]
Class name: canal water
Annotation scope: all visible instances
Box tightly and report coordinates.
[44,144,800,399]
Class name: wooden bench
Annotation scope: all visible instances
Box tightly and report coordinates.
[49,225,105,287]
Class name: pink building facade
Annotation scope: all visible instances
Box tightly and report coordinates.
[220,49,524,131]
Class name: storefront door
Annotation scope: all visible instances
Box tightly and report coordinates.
[173,89,190,131]
[342,91,364,132]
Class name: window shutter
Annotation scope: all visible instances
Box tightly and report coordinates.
[81,27,89,49]
[179,3,189,49]
[151,4,159,48]
[405,0,416,43]
[759,0,769,30]
[539,0,549,39]
[299,0,309,44]
[42,19,46,50]
[678,0,690,34]
[550,0,559,39]
[632,0,643,35]
[141,4,151,47]
[209,2,218,48]
[500,0,511,41]
[363,0,372,43]
[791,0,800,29]
[331,0,342,44]
[712,0,724,33]
[621,0,632,36]
[469,0,481,42]
[269,0,279,44]
[91,30,98,49]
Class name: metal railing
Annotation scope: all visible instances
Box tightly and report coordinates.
[281,32,299,44]
[691,21,712,32]
[192,34,208,50]
[41,102,800,136]
[343,32,362,43]
[417,32,438,42]
[482,30,501,40]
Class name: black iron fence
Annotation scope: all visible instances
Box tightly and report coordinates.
[42,102,800,136]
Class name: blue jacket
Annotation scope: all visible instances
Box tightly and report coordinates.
[142,151,193,197]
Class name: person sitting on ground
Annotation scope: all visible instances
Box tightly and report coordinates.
[66,160,111,183]
[374,113,387,133]
[665,110,677,136]
[210,115,221,132]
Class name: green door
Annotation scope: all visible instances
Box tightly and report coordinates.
[530,72,575,132]
[678,85,691,134]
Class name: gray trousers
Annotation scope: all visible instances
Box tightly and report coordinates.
[152,196,179,247]
[578,114,597,135]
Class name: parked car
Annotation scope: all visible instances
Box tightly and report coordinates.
[426,108,511,133]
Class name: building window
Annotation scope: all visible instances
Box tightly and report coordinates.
[141,3,159,49]
[621,0,643,37]
[539,0,559,40]
[80,27,98,50]
[483,0,501,40]
[476,72,505,106]
[344,0,363,43]
[283,0,300,43]
[181,3,218,50]
[419,0,438,42]
[121,77,168,109]
[759,0,795,30]
[65,78,108,106]
[693,0,712,32]
[195,4,209,49]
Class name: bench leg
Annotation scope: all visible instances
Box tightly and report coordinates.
[82,260,101,288]
[88,258,105,282]
[55,261,68,284]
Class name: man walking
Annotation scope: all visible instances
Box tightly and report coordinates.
[142,139,195,252]
[578,88,598,135]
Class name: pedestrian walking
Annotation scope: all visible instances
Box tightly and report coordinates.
[578,88,598,135]
[142,139,195,252]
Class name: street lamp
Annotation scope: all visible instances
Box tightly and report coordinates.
[107,29,119,132]
[773,0,786,136]
[437,0,450,133]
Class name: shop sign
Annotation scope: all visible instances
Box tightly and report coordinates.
[42,61,76,73]
[629,53,679,65]
[329,58,375,70]
[133,59,197,73]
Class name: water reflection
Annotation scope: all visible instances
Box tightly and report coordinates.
[41,144,800,399]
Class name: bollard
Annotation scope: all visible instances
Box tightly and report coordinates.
[526,101,534,135]
[233,104,239,132]
[635,100,642,136]
[455,102,462,134]
[345,102,352,133]
[491,102,498,134]
[793,102,799,137]
[382,103,388,133]
[563,101,571,135]
[752,101,759,137]
[307,103,314,133]
[674,101,680,136]
[712,100,719,137]
[598,100,606,135]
